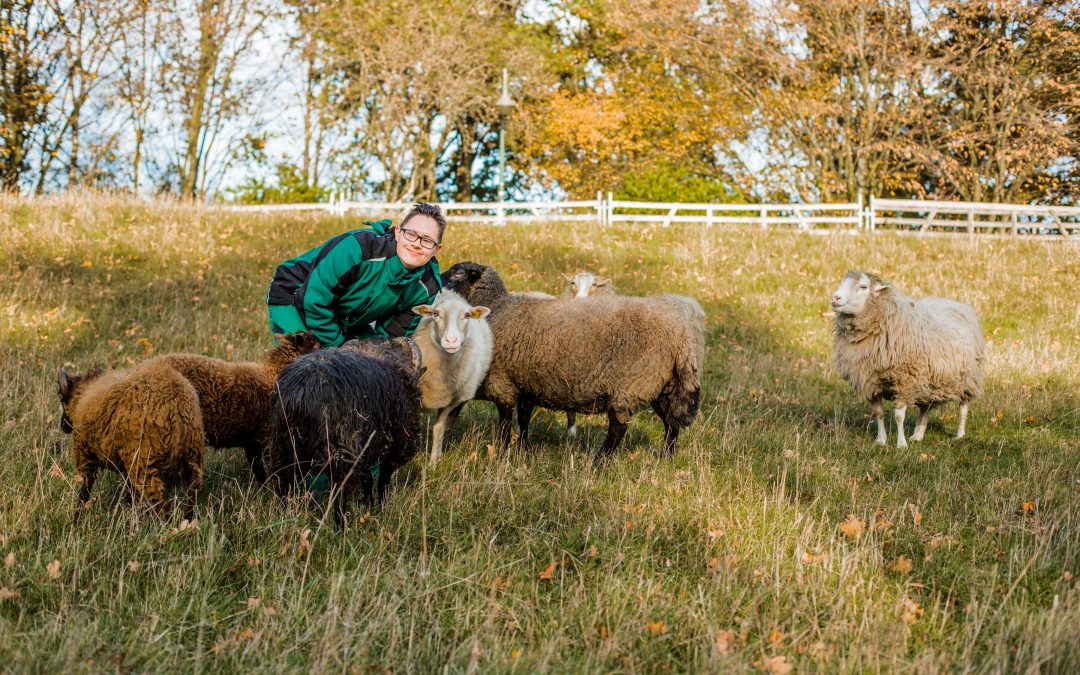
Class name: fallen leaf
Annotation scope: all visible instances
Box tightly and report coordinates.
[908,503,923,525]
[4,553,14,568]
[47,560,61,580]
[767,629,784,645]
[757,655,793,674]
[0,587,20,602]
[900,597,924,624]
[510,648,521,660]
[47,463,66,479]
[296,528,312,559]
[646,619,669,635]
[538,562,557,580]
[839,515,866,540]
[127,560,141,573]
[891,556,913,575]
[1022,500,1036,514]
[714,629,736,656]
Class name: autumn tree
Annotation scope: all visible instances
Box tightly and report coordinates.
[920,0,1079,203]
[0,0,60,191]
[305,0,548,202]
[516,0,752,200]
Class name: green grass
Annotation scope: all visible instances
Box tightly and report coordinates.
[1,192,1079,672]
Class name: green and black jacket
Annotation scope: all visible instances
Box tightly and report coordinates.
[266,220,441,347]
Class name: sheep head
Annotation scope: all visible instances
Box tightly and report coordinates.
[442,261,487,298]
[564,272,612,298]
[56,367,105,434]
[267,331,320,369]
[831,271,891,316]
[413,290,490,354]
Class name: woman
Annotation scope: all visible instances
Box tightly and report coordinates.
[266,202,444,347]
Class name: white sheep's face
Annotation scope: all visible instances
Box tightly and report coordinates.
[414,300,491,354]
[831,272,876,315]
[564,272,611,298]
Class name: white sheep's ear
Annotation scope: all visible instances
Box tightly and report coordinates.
[561,273,573,282]
[469,306,491,320]
[595,277,610,286]
[872,281,891,294]
[413,304,434,316]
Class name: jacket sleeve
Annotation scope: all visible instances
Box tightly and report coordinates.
[298,236,376,347]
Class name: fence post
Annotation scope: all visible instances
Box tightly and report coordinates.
[1011,210,1018,236]
[869,194,876,231]
[596,191,603,226]
[857,191,864,230]
[607,192,614,226]
[707,207,714,227]
[967,208,974,235]
[759,204,767,230]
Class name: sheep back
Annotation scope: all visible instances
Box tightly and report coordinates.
[266,345,422,501]
[64,361,204,505]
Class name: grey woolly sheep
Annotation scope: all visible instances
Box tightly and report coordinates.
[831,270,986,448]
[442,262,703,457]
[410,289,493,462]
[265,339,422,528]
[150,332,319,482]
[57,360,205,519]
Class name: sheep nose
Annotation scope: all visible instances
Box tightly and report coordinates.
[443,336,459,347]
[832,295,841,303]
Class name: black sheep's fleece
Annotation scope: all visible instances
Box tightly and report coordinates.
[266,343,422,518]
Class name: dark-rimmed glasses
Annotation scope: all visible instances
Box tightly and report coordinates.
[399,227,440,251]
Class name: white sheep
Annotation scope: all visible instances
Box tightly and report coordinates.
[831,271,986,448]
[411,289,493,462]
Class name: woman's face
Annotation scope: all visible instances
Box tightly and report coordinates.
[395,215,441,270]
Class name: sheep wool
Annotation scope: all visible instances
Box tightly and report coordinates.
[443,262,703,457]
[58,360,205,518]
[266,340,422,528]
[831,270,985,448]
[150,331,319,481]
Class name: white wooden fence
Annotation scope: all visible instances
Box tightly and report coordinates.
[224,193,1080,238]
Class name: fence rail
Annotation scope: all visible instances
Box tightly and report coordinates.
[224,194,1080,238]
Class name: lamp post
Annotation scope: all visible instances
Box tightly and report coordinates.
[496,68,515,220]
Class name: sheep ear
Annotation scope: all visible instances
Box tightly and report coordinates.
[273,332,285,343]
[595,277,610,286]
[561,273,573,282]
[413,304,434,316]
[469,306,491,320]
[58,368,71,400]
[873,282,890,294]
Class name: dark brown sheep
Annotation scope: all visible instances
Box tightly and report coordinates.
[149,332,319,481]
[57,360,205,518]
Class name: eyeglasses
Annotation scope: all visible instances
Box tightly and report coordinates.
[399,227,440,251]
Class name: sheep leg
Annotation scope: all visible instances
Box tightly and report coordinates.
[430,403,459,463]
[516,398,535,449]
[74,467,97,521]
[182,461,204,521]
[956,402,969,439]
[872,398,887,446]
[495,403,515,449]
[598,410,630,458]
[566,411,578,437]
[128,465,169,518]
[911,404,932,442]
[651,401,679,457]
[894,403,908,449]
[244,442,268,483]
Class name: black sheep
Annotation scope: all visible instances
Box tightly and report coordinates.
[265,339,422,527]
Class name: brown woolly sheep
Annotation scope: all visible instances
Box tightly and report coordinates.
[443,262,703,457]
[149,332,319,481]
[57,360,205,518]
[831,271,985,448]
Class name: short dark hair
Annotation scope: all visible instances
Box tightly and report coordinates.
[400,202,447,242]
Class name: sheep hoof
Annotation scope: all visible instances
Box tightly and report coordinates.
[567,426,578,437]
[875,437,887,446]
[896,440,908,449]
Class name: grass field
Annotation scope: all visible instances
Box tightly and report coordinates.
[1,193,1079,672]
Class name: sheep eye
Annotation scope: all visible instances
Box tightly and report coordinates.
[859,285,868,290]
